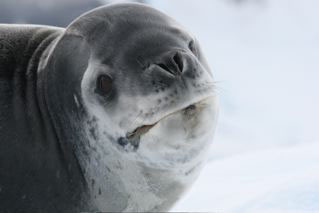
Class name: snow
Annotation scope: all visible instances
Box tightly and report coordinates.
[173,142,319,212]
[149,0,319,211]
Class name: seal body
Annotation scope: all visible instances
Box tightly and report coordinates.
[0,3,218,212]
[0,25,91,212]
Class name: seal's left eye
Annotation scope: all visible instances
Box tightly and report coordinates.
[97,74,113,95]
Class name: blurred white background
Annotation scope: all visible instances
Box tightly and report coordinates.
[1,0,318,211]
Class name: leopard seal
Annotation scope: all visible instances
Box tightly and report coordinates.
[0,3,218,212]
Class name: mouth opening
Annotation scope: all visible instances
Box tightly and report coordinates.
[126,103,197,140]
[117,93,215,150]
[117,95,214,150]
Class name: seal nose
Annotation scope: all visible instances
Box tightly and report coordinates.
[156,51,184,76]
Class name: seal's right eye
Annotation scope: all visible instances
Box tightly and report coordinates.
[188,40,197,56]
[97,74,113,95]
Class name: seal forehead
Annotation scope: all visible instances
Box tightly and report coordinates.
[66,3,191,71]
[67,3,178,35]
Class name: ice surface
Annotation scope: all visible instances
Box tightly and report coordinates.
[173,142,319,212]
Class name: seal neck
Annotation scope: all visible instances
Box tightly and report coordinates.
[27,28,64,143]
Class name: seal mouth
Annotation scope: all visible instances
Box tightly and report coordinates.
[117,96,214,149]
[126,123,158,139]
[126,103,198,140]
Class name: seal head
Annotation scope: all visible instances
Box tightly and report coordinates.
[43,3,218,212]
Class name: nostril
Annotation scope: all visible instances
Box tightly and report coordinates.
[154,51,185,77]
[157,63,171,73]
[173,52,184,73]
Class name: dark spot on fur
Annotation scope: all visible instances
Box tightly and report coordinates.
[91,116,97,123]
[89,127,98,140]
[118,137,129,146]
[98,188,102,195]
[118,137,140,151]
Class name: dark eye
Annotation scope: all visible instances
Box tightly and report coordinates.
[188,40,197,55]
[97,74,113,95]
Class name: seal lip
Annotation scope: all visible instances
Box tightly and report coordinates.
[126,96,213,139]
